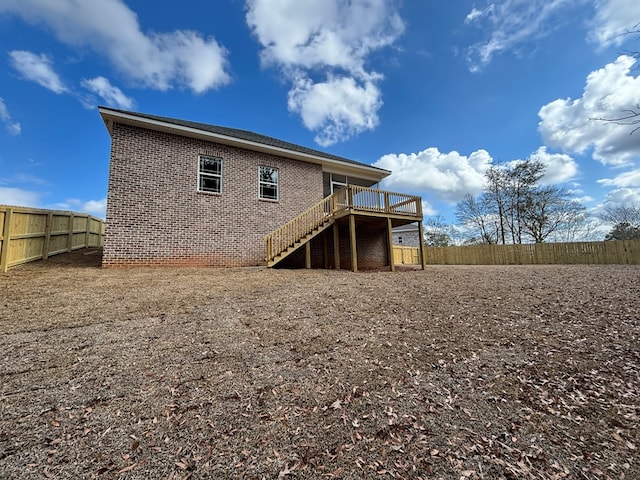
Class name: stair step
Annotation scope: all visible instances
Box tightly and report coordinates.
[268,218,336,267]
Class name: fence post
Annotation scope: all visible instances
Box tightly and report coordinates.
[43,211,53,261]
[67,213,74,252]
[85,216,91,248]
[1,208,13,273]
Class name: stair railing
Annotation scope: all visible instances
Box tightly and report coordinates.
[265,192,346,263]
[264,185,422,263]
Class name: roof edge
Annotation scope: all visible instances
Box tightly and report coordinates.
[98,107,391,180]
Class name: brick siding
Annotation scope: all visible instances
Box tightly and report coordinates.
[103,123,324,267]
[392,229,420,247]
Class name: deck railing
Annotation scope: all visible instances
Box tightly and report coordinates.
[265,195,337,264]
[346,185,422,216]
[265,185,422,264]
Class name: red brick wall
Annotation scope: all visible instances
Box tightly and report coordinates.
[103,123,324,267]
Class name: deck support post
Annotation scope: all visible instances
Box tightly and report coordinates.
[333,223,340,270]
[418,219,426,270]
[305,241,311,269]
[387,217,395,272]
[349,215,357,272]
[322,233,329,268]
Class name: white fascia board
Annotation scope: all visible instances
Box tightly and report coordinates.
[99,108,390,181]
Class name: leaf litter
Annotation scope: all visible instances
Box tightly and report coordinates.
[0,248,638,479]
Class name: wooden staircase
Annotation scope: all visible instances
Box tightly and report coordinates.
[265,218,334,267]
[264,192,342,267]
[264,186,423,268]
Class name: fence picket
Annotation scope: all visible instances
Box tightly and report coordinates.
[0,205,105,272]
[393,240,640,266]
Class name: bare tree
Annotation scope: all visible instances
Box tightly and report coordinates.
[600,203,640,226]
[591,106,640,134]
[504,160,545,243]
[519,186,586,243]
[423,215,453,246]
[591,25,640,133]
[484,167,509,244]
[601,203,640,240]
[549,212,601,242]
[456,160,587,244]
[455,194,499,244]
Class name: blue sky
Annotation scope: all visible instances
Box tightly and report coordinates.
[1,0,639,230]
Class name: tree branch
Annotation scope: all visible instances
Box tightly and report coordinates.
[590,105,640,134]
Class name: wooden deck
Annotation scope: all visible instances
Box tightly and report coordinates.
[265,185,424,271]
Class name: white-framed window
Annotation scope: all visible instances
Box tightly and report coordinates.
[259,166,279,200]
[198,155,222,193]
[330,173,348,194]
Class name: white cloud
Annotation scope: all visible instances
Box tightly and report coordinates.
[600,187,640,208]
[465,7,489,24]
[538,55,640,165]
[373,148,492,202]
[247,0,403,75]
[528,146,579,184]
[0,187,41,207]
[598,169,640,188]
[422,200,437,216]
[0,97,21,135]
[1,0,231,93]
[81,76,134,109]
[463,0,580,72]
[372,144,580,206]
[288,76,381,147]
[48,197,107,217]
[8,50,68,93]
[589,0,640,49]
[82,198,107,217]
[246,0,404,145]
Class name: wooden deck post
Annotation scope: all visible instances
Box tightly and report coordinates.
[333,223,340,270]
[387,217,395,272]
[418,219,426,270]
[349,214,357,272]
[305,241,311,269]
[323,233,329,268]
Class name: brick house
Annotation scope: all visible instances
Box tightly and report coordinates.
[99,107,425,270]
[392,223,422,247]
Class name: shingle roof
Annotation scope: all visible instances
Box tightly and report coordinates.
[99,107,390,175]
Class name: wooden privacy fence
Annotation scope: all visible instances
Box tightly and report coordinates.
[393,246,421,265]
[418,240,640,265]
[0,205,105,272]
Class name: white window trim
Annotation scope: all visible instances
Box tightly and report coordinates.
[198,155,223,194]
[259,165,279,201]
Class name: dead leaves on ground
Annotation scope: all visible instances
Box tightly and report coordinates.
[1,263,639,479]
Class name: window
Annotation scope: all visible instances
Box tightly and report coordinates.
[198,156,222,193]
[259,166,279,200]
[330,173,347,194]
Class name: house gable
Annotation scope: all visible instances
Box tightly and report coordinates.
[99,107,390,183]
[99,108,402,268]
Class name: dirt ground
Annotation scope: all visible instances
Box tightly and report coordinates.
[0,248,638,480]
